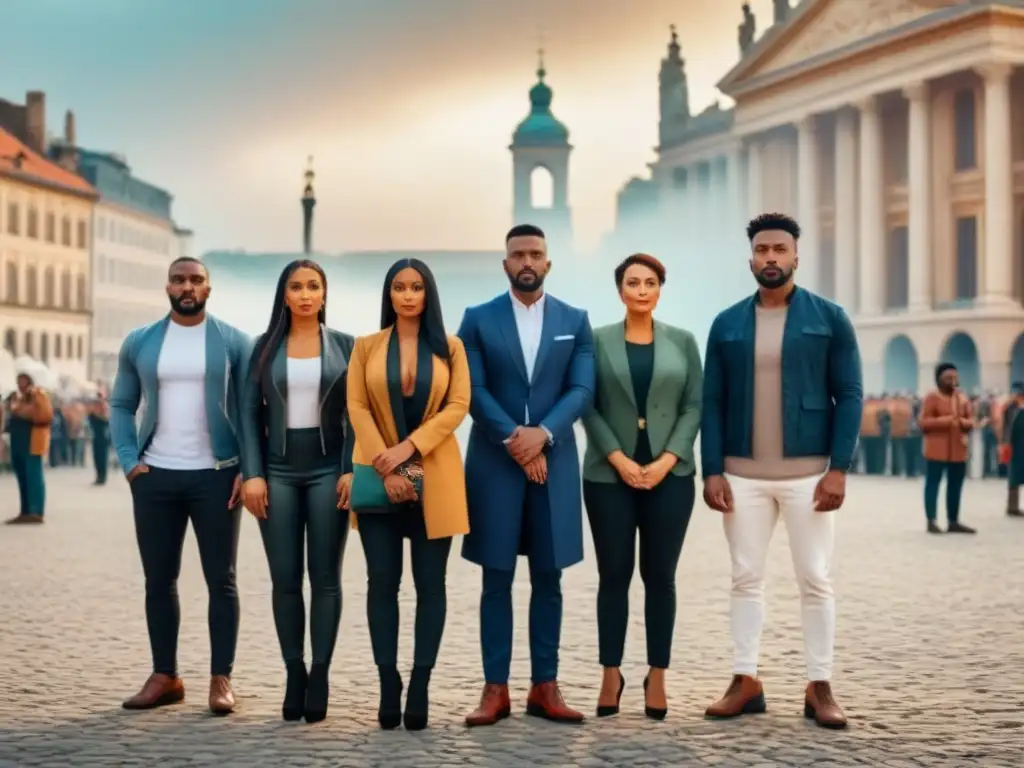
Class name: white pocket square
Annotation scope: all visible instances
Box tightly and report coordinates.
[554,334,574,341]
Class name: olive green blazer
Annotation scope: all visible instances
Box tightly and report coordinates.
[581,320,702,482]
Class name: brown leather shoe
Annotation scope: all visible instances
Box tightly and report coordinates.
[525,681,584,723]
[209,675,235,714]
[705,674,767,719]
[122,673,185,710]
[804,681,847,728]
[465,683,511,727]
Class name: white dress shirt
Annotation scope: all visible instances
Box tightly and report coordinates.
[508,290,552,442]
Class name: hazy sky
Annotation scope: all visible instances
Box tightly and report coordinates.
[3,0,779,253]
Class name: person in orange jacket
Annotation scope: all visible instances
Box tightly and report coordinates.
[4,371,53,524]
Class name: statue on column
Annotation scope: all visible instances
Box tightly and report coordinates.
[738,3,756,55]
[773,0,791,26]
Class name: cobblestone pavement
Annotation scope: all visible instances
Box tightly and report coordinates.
[1,466,1022,767]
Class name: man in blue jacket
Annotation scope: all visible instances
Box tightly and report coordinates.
[110,257,251,716]
[700,213,862,730]
[458,224,595,726]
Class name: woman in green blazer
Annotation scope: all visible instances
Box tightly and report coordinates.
[582,253,702,721]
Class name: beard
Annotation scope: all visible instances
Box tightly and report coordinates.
[753,265,793,290]
[169,294,206,316]
[506,267,544,293]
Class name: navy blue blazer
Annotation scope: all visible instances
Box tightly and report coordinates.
[700,286,863,477]
[457,292,595,571]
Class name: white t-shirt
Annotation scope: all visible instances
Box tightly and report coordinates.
[142,319,216,470]
[286,356,321,429]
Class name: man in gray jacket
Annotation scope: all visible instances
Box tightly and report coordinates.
[110,257,251,715]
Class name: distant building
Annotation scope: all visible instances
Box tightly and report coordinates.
[0,90,97,383]
[617,1,1024,393]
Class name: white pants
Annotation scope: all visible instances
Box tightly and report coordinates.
[723,473,835,682]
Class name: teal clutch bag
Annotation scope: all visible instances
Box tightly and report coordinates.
[350,464,388,510]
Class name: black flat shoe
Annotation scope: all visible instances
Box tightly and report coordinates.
[403,665,432,731]
[378,665,403,730]
[304,663,329,723]
[282,661,307,721]
[643,676,667,721]
[596,672,625,717]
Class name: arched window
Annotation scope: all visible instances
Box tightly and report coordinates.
[60,215,71,246]
[43,266,55,306]
[4,329,16,354]
[61,269,72,309]
[25,265,38,307]
[530,166,554,209]
[40,332,49,362]
[76,273,88,310]
[77,335,84,359]
[54,334,62,359]
[5,262,18,303]
[24,330,34,358]
[953,88,976,172]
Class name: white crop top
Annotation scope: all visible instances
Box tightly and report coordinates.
[286,356,321,429]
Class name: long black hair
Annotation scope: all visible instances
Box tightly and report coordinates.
[380,258,449,362]
[249,259,328,383]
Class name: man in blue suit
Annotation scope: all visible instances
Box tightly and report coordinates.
[110,257,251,716]
[458,224,595,726]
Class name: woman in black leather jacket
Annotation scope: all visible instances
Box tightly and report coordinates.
[240,259,355,724]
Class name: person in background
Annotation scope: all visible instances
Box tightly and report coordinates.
[581,253,702,721]
[4,371,53,524]
[859,396,884,474]
[887,394,912,476]
[346,257,471,731]
[919,363,976,535]
[49,403,66,467]
[1000,382,1024,518]
[88,390,111,485]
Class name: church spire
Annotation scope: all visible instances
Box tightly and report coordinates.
[301,155,316,254]
[659,24,690,146]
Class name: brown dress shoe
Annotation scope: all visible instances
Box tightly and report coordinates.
[209,675,235,714]
[804,681,847,728]
[465,683,511,727]
[705,674,767,718]
[525,681,584,723]
[122,673,185,710]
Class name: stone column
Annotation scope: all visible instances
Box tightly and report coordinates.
[979,61,1014,305]
[746,139,763,218]
[905,82,932,311]
[833,108,858,312]
[857,95,884,315]
[796,115,820,293]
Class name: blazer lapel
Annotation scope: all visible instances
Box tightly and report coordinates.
[318,325,346,407]
[205,319,228,420]
[530,297,557,386]
[270,341,288,405]
[607,323,637,410]
[649,320,672,403]
[137,316,170,391]
[496,294,529,384]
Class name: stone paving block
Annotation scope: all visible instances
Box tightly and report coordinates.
[1,468,1022,766]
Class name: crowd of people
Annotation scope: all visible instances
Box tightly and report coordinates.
[3,212,1020,738]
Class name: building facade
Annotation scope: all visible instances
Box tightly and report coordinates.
[0,123,96,383]
[74,150,180,383]
[631,0,1024,394]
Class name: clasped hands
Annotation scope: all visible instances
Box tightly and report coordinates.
[506,426,549,484]
[609,450,676,490]
[374,440,417,504]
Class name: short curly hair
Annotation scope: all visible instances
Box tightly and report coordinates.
[746,212,801,242]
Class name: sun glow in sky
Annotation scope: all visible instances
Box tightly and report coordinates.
[2,0,778,254]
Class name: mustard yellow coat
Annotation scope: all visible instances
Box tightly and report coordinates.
[346,328,471,540]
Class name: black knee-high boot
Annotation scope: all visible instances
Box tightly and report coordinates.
[304,662,330,723]
[404,665,432,730]
[377,665,403,729]
[283,661,307,721]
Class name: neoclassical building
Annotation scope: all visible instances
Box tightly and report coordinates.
[627,0,1024,394]
[0,120,95,383]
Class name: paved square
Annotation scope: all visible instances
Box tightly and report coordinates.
[1,466,1022,767]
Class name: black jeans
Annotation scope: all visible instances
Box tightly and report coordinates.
[357,505,452,668]
[130,466,242,677]
[259,428,349,667]
[924,460,966,523]
[583,472,695,669]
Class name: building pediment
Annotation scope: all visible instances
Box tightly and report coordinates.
[719,0,959,95]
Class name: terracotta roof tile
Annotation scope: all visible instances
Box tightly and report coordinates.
[0,128,96,196]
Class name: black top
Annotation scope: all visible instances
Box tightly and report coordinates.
[626,340,655,465]
[387,333,431,439]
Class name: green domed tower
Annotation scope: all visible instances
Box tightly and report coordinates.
[509,50,573,254]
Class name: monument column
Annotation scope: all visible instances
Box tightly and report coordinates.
[857,96,884,316]
[979,62,1014,305]
[905,82,932,311]
[796,115,820,293]
[746,138,763,218]
[833,108,858,311]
